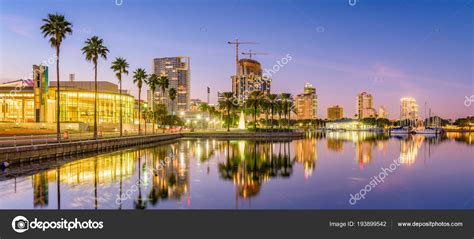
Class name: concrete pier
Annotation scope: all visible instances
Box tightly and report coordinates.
[0,131,304,165]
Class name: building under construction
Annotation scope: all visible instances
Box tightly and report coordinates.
[231,58,271,102]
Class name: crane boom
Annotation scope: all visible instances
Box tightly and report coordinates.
[227,39,258,75]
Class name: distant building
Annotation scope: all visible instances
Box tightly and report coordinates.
[295,83,317,120]
[231,59,271,102]
[152,57,190,114]
[356,92,376,118]
[378,106,388,119]
[189,98,204,112]
[327,105,344,120]
[400,97,418,121]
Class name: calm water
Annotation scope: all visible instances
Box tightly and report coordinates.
[0,132,472,209]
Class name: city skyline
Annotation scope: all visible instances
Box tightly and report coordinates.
[1,0,472,119]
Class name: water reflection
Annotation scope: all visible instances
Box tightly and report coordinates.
[0,132,472,209]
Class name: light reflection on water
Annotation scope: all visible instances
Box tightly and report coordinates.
[0,132,472,209]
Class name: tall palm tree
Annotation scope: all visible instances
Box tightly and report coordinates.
[218,92,237,132]
[245,91,264,130]
[40,13,73,142]
[133,68,147,134]
[168,88,177,127]
[146,74,158,133]
[111,57,129,137]
[82,36,109,139]
[267,94,278,129]
[156,75,169,104]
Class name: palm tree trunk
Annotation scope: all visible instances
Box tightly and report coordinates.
[152,90,155,134]
[56,48,61,142]
[119,75,123,137]
[138,90,141,134]
[94,63,98,139]
[271,106,274,130]
[171,101,174,128]
[254,106,257,129]
[227,109,230,132]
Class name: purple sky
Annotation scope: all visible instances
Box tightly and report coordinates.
[0,0,472,119]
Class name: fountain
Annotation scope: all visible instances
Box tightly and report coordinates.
[238,110,246,129]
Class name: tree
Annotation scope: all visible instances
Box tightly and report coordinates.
[155,104,168,133]
[133,68,147,134]
[246,91,264,129]
[266,94,278,129]
[156,75,169,104]
[146,74,158,133]
[168,88,177,127]
[280,93,293,128]
[218,92,238,132]
[82,36,109,139]
[111,57,129,137]
[40,13,73,142]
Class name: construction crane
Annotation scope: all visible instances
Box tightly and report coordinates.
[241,50,268,59]
[227,39,258,75]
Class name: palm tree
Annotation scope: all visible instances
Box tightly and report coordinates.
[133,68,147,134]
[267,94,278,129]
[146,74,158,133]
[246,91,264,130]
[156,75,169,104]
[82,36,109,139]
[218,92,237,132]
[40,13,73,142]
[155,104,167,133]
[110,57,129,137]
[280,93,292,128]
[168,88,177,127]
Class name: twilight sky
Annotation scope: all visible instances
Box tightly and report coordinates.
[0,0,472,119]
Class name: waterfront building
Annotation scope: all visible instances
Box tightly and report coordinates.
[378,106,388,119]
[231,58,271,102]
[0,66,136,130]
[356,92,376,119]
[400,97,418,121]
[295,83,317,120]
[152,57,191,114]
[327,105,344,120]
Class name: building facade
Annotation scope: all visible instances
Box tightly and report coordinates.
[356,92,376,119]
[400,97,418,121]
[378,106,388,119]
[0,66,136,130]
[231,59,271,102]
[152,57,190,114]
[295,83,317,120]
[327,105,344,120]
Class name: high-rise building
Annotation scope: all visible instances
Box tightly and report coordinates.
[327,105,344,120]
[231,58,271,102]
[152,57,190,114]
[378,106,388,119]
[400,97,418,121]
[356,92,376,119]
[295,83,317,120]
